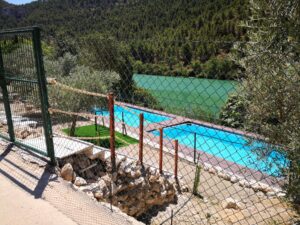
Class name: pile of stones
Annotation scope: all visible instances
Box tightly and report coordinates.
[59,153,178,217]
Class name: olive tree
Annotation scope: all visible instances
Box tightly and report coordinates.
[236,0,300,203]
[45,54,120,136]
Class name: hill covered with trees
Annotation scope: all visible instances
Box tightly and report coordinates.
[0,0,250,79]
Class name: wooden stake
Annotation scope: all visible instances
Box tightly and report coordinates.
[139,113,144,165]
[174,140,179,179]
[159,128,163,174]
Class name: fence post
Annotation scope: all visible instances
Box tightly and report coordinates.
[32,27,56,165]
[0,46,15,142]
[194,132,196,163]
[108,93,116,172]
[174,140,179,179]
[139,113,144,165]
[159,128,163,174]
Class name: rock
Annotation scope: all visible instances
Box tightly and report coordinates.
[74,177,87,186]
[181,185,189,193]
[134,177,144,186]
[276,192,286,198]
[257,182,273,193]
[266,191,276,197]
[230,175,239,183]
[252,183,261,192]
[256,191,265,198]
[149,175,158,183]
[86,191,96,200]
[236,202,246,210]
[94,191,104,200]
[151,183,161,193]
[218,172,230,181]
[99,179,108,190]
[215,166,223,173]
[80,183,100,192]
[161,190,167,198]
[61,163,74,182]
[158,176,165,185]
[239,179,250,188]
[101,174,111,185]
[222,198,242,210]
[208,167,216,174]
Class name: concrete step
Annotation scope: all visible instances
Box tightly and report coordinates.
[86,146,107,160]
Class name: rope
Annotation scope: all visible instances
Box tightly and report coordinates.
[55,133,110,140]
[47,78,108,98]
[47,78,166,130]
[49,108,106,119]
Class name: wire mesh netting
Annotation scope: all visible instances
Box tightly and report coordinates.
[0,27,299,225]
[0,29,51,157]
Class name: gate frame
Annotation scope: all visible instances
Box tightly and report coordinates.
[0,26,56,165]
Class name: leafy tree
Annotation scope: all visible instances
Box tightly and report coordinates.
[0,0,250,80]
[219,93,246,129]
[45,55,120,136]
[237,0,300,203]
[79,33,160,108]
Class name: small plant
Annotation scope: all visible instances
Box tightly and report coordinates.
[192,164,202,197]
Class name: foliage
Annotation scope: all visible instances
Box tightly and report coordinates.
[192,164,201,196]
[237,0,300,203]
[45,54,120,135]
[0,0,249,80]
[219,93,246,129]
[79,33,160,108]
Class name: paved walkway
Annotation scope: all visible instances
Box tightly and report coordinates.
[0,140,143,225]
[0,174,77,225]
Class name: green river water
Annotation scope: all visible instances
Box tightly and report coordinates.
[133,74,238,119]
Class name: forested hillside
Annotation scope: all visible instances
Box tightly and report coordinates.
[0,0,250,79]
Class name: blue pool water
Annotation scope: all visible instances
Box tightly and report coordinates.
[96,105,171,128]
[151,123,288,176]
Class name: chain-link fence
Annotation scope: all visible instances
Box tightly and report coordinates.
[0,27,299,225]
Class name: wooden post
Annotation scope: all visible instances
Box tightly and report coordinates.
[139,113,144,165]
[174,140,179,179]
[159,128,163,174]
[108,93,116,171]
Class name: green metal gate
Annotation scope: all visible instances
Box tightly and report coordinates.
[0,27,55,164]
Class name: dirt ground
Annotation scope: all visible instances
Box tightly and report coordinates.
[118,144,299,225]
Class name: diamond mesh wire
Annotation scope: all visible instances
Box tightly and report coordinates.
[0,30,299,225]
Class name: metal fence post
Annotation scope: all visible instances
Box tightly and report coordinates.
[32,27,56,165]
[0,45,15,142]
[108,93,116,172]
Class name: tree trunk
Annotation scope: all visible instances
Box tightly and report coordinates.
[70,115,78,137]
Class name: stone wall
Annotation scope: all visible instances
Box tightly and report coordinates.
[59,153,177,218]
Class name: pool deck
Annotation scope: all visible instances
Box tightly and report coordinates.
[105,102,285,188]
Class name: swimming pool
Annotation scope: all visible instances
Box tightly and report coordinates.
[151,123,288,176]
[96,105,171,128]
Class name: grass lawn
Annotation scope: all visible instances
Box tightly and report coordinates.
[62,125,138,148]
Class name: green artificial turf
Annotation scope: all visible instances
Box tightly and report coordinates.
[62,124,138,148]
